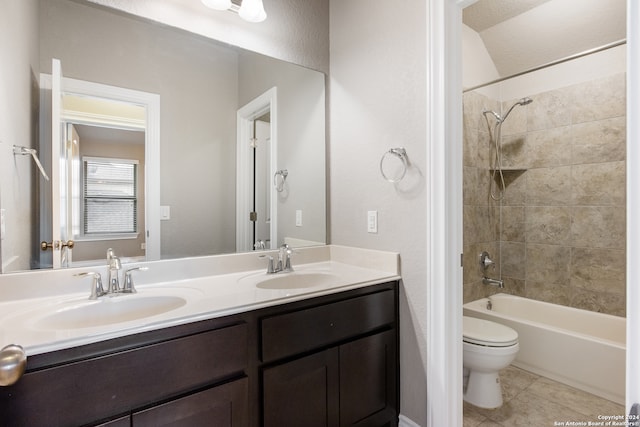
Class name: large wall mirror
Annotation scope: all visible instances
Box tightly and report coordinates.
[0,0,326,273]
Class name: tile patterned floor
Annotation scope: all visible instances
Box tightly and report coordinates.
[463,366,626,427]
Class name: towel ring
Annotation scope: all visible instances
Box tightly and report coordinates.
[380,148,408,183]
[274,169,288,192]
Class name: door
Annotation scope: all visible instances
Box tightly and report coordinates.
[48,58,71,269]
[236,87,277,252]
[40,60,161,268]
[253,118,271,248]
[50,59,76,268]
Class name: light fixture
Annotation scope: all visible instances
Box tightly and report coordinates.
[238,0,267,23]
[201,0,232,10]
[201,0,267,23]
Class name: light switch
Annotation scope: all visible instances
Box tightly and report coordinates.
[160,206,171,220]
[296,210,303,227]
[367,210,378,233]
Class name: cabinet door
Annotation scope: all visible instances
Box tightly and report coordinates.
[133,377,248,427]
[340,331,398,427]
[263,348,339,427]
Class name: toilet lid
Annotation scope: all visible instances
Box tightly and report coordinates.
[463,316,518,347]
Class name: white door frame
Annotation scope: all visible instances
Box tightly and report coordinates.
[425,0,467,425]
[426,0,640,424]
[236,87,278,252]
[625,0,640,415]
[40,67,161,263]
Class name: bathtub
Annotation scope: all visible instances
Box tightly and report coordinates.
[463,293,626,404]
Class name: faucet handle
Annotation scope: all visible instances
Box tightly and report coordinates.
[75,272,105,300]
[283,248,294,272]
[122,267,148,294]
[259,255,276,274]
[479,251,495,270]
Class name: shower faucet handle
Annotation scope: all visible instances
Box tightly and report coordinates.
[479,251,495,270]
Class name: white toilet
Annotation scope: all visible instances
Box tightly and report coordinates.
[463,316,519,409]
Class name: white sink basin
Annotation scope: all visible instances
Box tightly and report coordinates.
[33,295,187,330]
[254,271,341,290]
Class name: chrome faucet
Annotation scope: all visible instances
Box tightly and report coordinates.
[106,248,122,293]
[483,276,504,288]
[76,250,148,299]
[260,244,294,274]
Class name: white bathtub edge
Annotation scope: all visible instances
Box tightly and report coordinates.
[512,360,624,405]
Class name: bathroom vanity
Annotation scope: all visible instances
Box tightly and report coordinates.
[0,246,400,426]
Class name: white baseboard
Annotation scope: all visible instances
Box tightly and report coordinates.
[399,414,421,427]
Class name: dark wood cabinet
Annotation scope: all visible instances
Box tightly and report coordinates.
[261,289,398,427]
[263,349,340,427]
[340,330,397,426]
[0,281,398,427]
[133,377,249,427]
[262,331,397,427]
[0,323,248,427]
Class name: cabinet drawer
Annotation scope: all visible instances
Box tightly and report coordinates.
[133,377,249,427]
[261,290,394,362]
[0,322,247,427]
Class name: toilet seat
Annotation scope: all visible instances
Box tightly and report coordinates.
[463,316,518,347]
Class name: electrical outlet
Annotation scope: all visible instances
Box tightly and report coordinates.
[367,210,378,233]
[296,210,303,227]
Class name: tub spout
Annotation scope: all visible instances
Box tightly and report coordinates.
[483,276,504,288]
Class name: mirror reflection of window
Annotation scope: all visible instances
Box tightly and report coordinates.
[67,122,146,264]
[82,158,138,236]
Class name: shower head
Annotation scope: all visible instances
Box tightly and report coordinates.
[482,97,533,124]
[501,97,533,122]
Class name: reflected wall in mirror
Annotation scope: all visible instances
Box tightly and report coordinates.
[0,0,326,273]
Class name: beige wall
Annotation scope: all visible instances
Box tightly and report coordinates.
[329,0,428,424]
[463,69,627,316]
[0,0,40,272]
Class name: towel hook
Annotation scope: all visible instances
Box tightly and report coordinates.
[273,169,288,192]
[380,147,409,183]
[13,145,50,181]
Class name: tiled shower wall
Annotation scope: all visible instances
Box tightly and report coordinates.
[463,73,627,316]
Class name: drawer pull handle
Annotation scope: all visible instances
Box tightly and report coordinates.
[0,344,26,386]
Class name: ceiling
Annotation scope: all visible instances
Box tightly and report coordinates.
[463,0,553,32]
[463,0,626,77]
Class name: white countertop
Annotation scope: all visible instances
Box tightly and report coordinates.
[0,245,400,356]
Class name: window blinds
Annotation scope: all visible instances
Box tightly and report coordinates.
[83,159,137,234]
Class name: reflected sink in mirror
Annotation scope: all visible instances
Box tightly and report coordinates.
[33,295,187,330]
[253,272,341,290]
